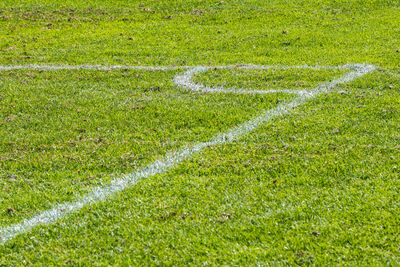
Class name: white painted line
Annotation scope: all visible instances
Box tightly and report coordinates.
[0,64,187,71]
[0,63,376,244]
[222,64,345,70]
[0,64,350,72]
[174,66,309,96]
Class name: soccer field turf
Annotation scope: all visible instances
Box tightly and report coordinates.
[1,0,400,265]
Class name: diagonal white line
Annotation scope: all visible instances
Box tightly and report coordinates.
[0,63,376,244]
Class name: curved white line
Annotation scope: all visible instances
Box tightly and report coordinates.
[174,66,309,96]
[0,63,376,244]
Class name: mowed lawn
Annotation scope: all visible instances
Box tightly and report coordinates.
[1,0,400,265]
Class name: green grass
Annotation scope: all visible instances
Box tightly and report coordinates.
[195,67,348,90]
[1,0,400,265]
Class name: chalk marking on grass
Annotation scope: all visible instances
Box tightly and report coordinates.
[0,64,347,72]
[0,64,187,71]
[174,66,309,96]
[0,63,376,244]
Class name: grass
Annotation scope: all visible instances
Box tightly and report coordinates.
[195,67,348,91]
[0,68,292,226]
[1,0,400,265]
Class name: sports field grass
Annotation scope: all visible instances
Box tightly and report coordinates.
[1,0,400,265]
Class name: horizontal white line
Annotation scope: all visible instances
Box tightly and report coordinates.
[0,63,376,244]
[0,64,187,71]
[0,64,355,72]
